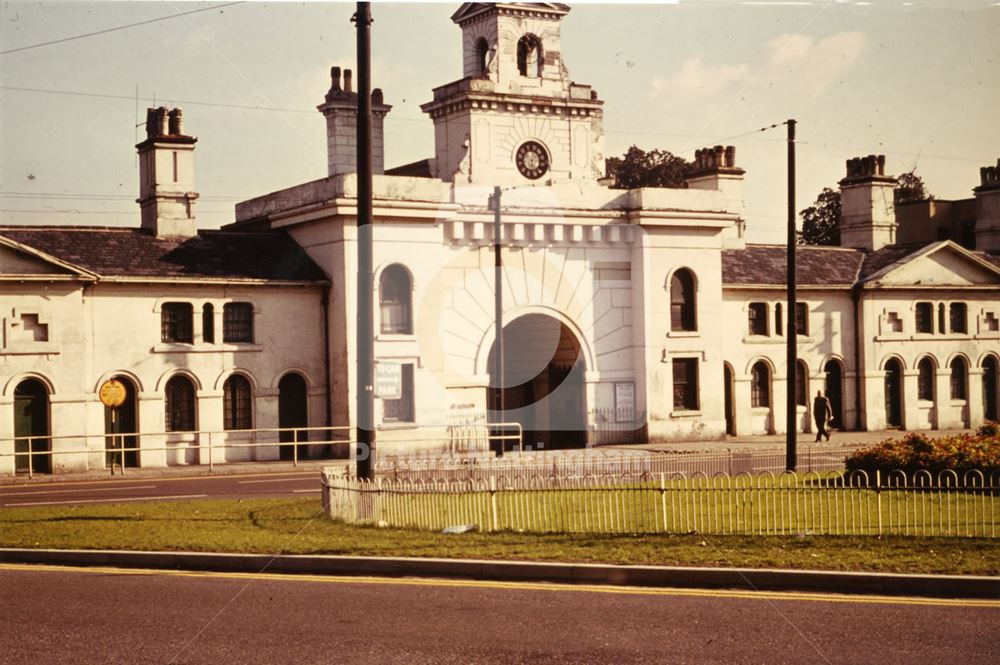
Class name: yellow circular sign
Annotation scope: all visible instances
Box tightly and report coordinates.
[99,379,127,408]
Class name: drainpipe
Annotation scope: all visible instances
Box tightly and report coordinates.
[321,290,333,436]
[852,283,863,431]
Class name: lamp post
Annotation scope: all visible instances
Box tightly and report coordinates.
[785,118,797,472]
[354,1,375,479]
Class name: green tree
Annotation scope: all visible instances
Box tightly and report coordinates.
[798,187,842,246]
[798,171,932,246]
[605,146,690,189]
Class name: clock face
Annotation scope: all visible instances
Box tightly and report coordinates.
[515,141,550,180]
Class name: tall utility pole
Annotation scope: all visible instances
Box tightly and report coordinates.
[354,1,375,479]
[491,186,505,458]
[785,118,797,472]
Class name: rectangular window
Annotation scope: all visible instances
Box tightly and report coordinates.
[915,302,933,334]
[383,364,415,422]
[672,358,699,411]
[949,302,967,333]
[748,302,768,336]
[795,303,809,336]
[774,304,783,337]
[223,303,254,343]
[161,302,193,343]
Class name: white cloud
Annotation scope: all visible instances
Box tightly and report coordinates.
[763,31,867,95]
[650,57,749,100]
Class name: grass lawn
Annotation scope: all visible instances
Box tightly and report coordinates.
[1,497,998,575]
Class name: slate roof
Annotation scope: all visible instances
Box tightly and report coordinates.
[722,245,864,286]
[0,226,328,282]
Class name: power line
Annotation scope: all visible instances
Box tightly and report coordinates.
[0,2,245,56]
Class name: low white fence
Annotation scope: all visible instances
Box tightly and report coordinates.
[322,469,1000,538]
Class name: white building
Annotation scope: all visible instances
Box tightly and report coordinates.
[2,2,999,475]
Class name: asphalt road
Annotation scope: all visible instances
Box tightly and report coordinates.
[1,565,997,665]
[0,471,325,508]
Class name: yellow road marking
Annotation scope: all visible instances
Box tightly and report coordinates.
[2,563,996,608]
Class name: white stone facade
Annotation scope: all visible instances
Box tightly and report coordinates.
[2,2,999,475]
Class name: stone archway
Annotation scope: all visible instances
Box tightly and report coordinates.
[487,313,587,450]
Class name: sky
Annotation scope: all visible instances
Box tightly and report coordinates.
[1,0,998,243]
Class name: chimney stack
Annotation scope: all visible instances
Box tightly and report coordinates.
[317,65,392,177]
[974,158,1000,251]
[686,145,746,248]
[838,154,897,252]
[136,106,199,238]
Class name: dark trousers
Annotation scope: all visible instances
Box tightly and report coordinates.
[814,419,830,442]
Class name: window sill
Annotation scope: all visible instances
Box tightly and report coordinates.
[670,410,701,418]
[666,331,699,338]
[742,336,780,344]
[153,343,263,354]
[379,422,418,430]
[376,334,417,342]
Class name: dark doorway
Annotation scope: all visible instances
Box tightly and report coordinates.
[723,364,735,435]
[14,379,50,474]
[824,360,844,429]
[487,314,587,450]
[278,373,308,460]
[104,376,139,468]
[984,355,999,422]
[884,359,903,429]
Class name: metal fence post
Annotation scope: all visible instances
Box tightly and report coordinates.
[293,429,299,467]
[489,475,499,532]
[659,472,668,532]
[208,432,214,473]
[876,468,883,536]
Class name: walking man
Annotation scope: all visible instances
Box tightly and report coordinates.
[813,390,833,442]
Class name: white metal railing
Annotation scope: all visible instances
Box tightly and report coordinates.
[373,443,865,481]
[1,423,524,478]
[321,468,1000,538]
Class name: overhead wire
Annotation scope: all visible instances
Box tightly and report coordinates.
[0,2,245,56]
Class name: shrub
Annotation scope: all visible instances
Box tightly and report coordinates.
[845,431,1000,479]
[977,421,999,437]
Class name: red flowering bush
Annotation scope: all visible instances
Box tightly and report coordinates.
[845,430,1000,478]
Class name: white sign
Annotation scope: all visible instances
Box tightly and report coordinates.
[375,362,402,399]
[614,382,635,423]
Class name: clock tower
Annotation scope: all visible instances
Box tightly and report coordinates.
[421,3,605,186]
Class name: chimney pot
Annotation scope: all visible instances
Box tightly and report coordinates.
[344,69,353,93]
[725,145,736,168]
[330,66,342,92]
[372,88,384,105]
[168,108,183,135]
[157,107,169,136]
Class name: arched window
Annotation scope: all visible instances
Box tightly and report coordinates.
[669,269,696,331]
[475,37,490,76]
[516,34,543,77]
[950,357,967,400]
[202,303,214,344]
[380,264,412,334]
[165,375,196,432]
[751,361,770,408]
[795,360,808,407]
[917,357,934,401]
[223,374,252,430]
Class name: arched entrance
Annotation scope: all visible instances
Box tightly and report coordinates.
[104,376,139,468]
[14,379,50,474]
[824,360,845,429]
[983,355,998,423]
[723,363,735,435]
[278,373,308,460]
[487,314,587,450]
[884,359,903,429]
